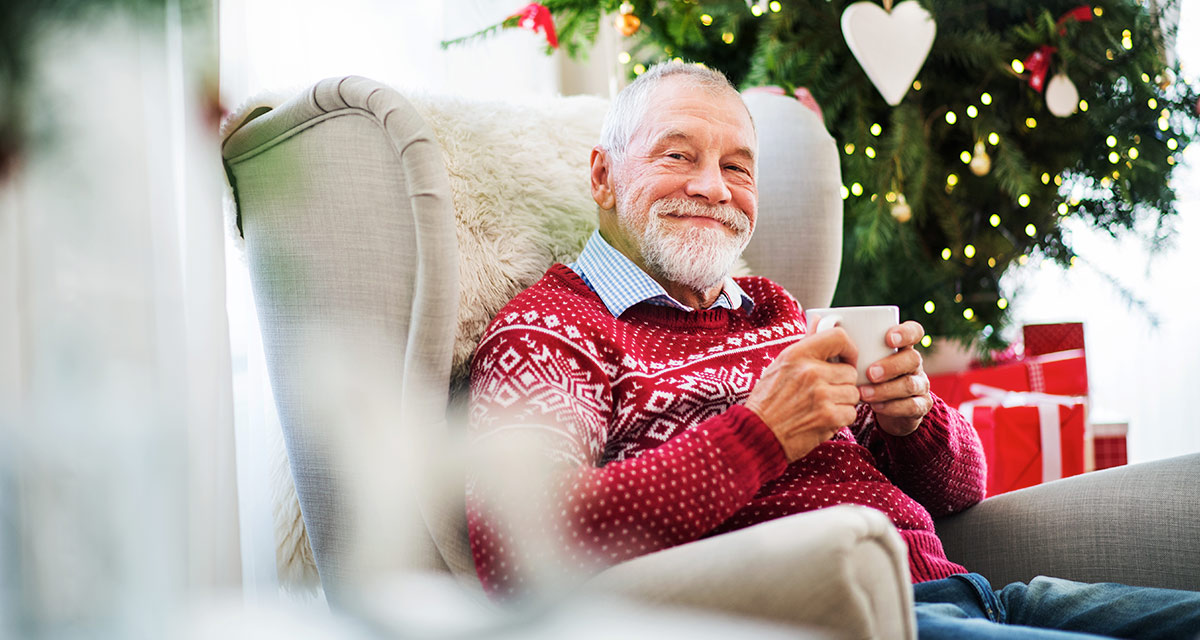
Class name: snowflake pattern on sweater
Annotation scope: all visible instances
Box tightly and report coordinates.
[467,264,987,598]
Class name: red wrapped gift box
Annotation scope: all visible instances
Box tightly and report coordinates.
[1092,421,1129,470]
[1023,322,1085,357]
[965,397,1086,496]
[929,349,1089,409]
[930,350,1089,496]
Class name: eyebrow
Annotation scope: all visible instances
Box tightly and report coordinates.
[651,129,756,163]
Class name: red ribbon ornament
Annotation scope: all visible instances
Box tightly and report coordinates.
[1021,5,1093,93]
[514,3,558,48]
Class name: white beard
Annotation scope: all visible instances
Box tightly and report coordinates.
[619,196,752,293]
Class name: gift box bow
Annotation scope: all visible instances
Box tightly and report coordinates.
[959,383,1087,483]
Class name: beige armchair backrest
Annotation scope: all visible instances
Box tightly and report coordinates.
[221,76,843,599]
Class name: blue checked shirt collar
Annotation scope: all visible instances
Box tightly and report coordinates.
[568,230,755,318]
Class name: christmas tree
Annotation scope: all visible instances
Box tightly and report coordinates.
[449,0,1198,353]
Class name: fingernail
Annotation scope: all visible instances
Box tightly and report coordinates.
[869,365,884,381]
[860,386,875,400]
[889,332,901,346]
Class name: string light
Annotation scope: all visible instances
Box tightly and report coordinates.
[941,248,952,260]
[844,143,856,154]
[1093,6,1103,16]
[913,80,923,91]
[1011,59,1025,73]
[1018,255,1029,265]
[989,214,1001,227]
[840,185,850,199]
[885,192,897,202]
[924,300,936,313]
[1141,73,1151,83]
[955,294,963,303]
[1121,30,1132,49]
[1025,223,1036,236]
[988,257,997,267]
[865,146,876,158]
[960,150,972,163]
[1108,151,1120,163]
[1167,138,1178,150]
[721,32,735,44]
[966,105,978,118]
[870,123,882,136]
[1054,174,1063,186]
[618,51,632,64]
[1079,99,1089,111]
[1018,194,1030,207]
[700,14,713,26]
[1058,202,1069,215]
[1025,117,1038,129]
[1041,172,1051,184]
[1128,147,1139,159]
[920,335,933,348]
[1148,98,1158,109]
[981,92,992,105]
[997,298,1009,310]
[750,4,764,15]
[1101,176,1111,187]
[850,182,863,196]
[987,132,999,145]
[946,173,959,186]
[963,308,975,320]
[634,63,647,75]
[769,0,782,12]
[946,111,958,125]
[1158,118,1170,131]
[1106,135,1117,147]
[964,244,976,258]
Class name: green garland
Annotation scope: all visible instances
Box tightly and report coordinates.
[453,0,1198,353]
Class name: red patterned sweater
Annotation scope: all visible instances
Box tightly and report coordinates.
[467,264,987,598]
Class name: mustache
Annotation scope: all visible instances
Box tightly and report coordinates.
[649,198,751,234]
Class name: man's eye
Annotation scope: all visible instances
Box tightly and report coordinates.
[667,153,687,160]
[726,165,749,174]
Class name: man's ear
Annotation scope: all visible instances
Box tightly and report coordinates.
[590,147,617,210]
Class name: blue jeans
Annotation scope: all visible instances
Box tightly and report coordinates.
[914,573,1200,639]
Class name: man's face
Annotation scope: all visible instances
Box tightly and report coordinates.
[603,79,758,292]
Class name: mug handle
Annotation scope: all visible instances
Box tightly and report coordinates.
[812,313,844,364]
[815,313,842,333]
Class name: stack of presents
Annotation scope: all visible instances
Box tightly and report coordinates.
[929,322,1129,497]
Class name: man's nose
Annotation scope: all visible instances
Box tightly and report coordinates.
[685,161,733,204]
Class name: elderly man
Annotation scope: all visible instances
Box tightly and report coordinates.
[466,61,1200,637]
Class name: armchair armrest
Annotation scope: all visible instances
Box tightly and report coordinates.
[586,505,916,640]
[936,453,1200,591]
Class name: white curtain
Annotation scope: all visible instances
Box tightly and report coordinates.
[0,1,237,635]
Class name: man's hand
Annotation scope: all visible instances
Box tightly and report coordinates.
[858,321,932,437]
[745,329,861,462]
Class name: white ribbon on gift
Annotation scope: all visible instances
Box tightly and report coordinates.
[958,383,1087,483]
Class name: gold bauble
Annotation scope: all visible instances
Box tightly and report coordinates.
[970,140,991,177]
[891,194,912,223]
[615,12,641,36]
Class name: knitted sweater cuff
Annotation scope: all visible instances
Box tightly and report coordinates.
[715,405,790,485]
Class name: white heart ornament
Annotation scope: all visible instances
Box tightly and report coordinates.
[841,1,937,106]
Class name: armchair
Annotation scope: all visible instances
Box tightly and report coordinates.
[221,76,1200,639]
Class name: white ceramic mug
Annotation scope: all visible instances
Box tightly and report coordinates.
[804,305,900,386]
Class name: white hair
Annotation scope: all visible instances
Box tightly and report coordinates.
[598,61,755,166]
